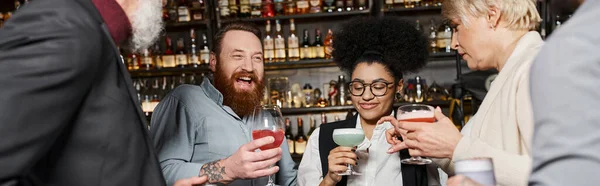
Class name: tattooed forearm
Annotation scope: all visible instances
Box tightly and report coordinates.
[200,159,229,184]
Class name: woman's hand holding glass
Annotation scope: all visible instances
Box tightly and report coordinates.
[324,146,358,185]
[379,106,462,159]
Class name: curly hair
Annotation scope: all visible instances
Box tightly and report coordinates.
[332,17,429,80]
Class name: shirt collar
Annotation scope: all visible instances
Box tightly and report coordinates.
[91,0,132,45]
[200,78,224,106]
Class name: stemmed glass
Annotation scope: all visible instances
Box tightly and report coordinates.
[250,105,285,186]
[396,104,435,165]
[332,128,365,176]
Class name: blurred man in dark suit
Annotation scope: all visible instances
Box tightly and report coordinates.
[0,0,205,185]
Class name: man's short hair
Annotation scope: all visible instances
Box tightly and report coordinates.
[213,21,262,57]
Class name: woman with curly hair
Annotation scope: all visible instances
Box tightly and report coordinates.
[297,17,446,186]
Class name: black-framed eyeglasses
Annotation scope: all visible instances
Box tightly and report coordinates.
[348,81,395,97]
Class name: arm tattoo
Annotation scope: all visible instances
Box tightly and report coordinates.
[200,160,227,183]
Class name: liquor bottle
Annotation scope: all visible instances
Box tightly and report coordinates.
[191,0,205,8]
[393,0,403,9]
[415,76,425,103]
[428,19,437,53]
[240,0,251,17]
[357,0,367,10]
[150,78,161,112]
[191,0,204,20]
[321,113,327,125]
[168,0,179,22]
[323,0,335,12]
[300,29,311,60]
[285,118,295,154]
[229,0,239,18]
[385,0,393,10]
[436,21,452,53]
[163,37,177,68]
[175,37,189,68]
[285,0,296,15]
[404,0,414,8]
[262,0,275,17]
[415,20,424,35]
[414,0,422,7]
[336,75,348,105]
[335,0,344,12]
[250,0,262,17]
[287,19,301,61]
[219,0,230,18]
[312,29,325,59]
[307,115,317,138]
[302,84,314,107]
[140,48,154,70]
[178,0,191,22]
[345,0,353,11]
[274,0,285,15]
[141,80,153,114]
[324,29,333,59]
[200,34,211,64]
[153,43,164,69]
[188,29,201,68]
[423,0,433,6]
[162,0,170,21]
[263,21,275,63]
[296,0,309,14]
[274,20,287,62]
[127,52,140,71]
[309,0,322,13]
[294,117,308,155]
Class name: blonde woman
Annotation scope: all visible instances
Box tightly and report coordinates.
[381,0,543,185]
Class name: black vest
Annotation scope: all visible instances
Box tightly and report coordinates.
[318,114,429,186]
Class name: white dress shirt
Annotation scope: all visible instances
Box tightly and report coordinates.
[297,114,447,186]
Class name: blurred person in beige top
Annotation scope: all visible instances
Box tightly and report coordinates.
[380,0,543,185]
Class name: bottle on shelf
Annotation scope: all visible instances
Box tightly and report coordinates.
[433,0,441,6]
[140,48,154,70]
[262,0,275,17]
[127,52,140,71]
[428,19,438,53]
[240,0,251,18]
[189,29,201,68]
[153,43,164,69]
[287,19,301,61]
[302,83,314,107]
[285,0,296,15]
[321,112,328,125]
[228,0,239,18]
[335,0,344,12]
[307,115,317,138]
[313,29,325,59]
[250,0,262,17]
[274,0,285,15]
[200,34,211,64]
[357,0,367,10]
[404,0,414,8]
[436,20,452,53]
[175,37,189,68]
[285,118,295,154]
[141,79,153,117]
[323,0,335,12]
[415,76,425,103]
[309,0,322,13]
[191,0,205,20]
[263,21,276,63]
[295,117,308,155]
[219,0,231,18]
[324,29,333,59]
[300,29,311,60]
[177,0,191,22]
[274,20,287,62]
[315,88,328,107]
[163,37,177,68]
[167,0,179,23]
[415,20,424,35]
[385,0,394,10]
[345,0,353,11]
[393,0,403,9]
[423,0,433,6]
[162,0,170,21]
[296,0,310,14]
[150,78,161,112]
[336,75,348,106]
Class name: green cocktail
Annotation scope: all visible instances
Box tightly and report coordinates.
[332,128,365,176]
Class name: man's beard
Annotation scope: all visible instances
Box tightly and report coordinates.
[127,0,163,52]
[213,65,265,117]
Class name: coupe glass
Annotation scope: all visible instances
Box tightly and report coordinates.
[332,128,365,176]
[397,104,435,165]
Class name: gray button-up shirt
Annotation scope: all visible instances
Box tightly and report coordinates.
[149,78,297,186]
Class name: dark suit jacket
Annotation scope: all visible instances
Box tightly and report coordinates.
[318,114,429,186]
[0,0,166,185]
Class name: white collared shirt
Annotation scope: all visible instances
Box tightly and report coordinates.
[297,113,447,186]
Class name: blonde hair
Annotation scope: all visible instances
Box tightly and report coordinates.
[442,0,541,31]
